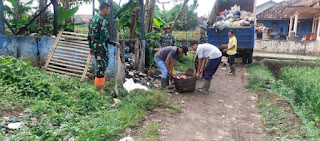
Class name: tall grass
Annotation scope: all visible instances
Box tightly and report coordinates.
[280,67,320,121]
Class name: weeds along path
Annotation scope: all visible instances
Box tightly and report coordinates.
[162,65,267,141]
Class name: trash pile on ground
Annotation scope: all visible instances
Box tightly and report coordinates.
[212,5,254,30]
[1,116,24,135]
[125,59,162,88]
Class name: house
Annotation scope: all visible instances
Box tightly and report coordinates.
[74,15,92,28]
[283,0,320,41]
[255,0,277,16]
[256,0,316,40]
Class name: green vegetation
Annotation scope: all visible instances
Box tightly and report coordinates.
[174,53,194,73]
[141,124,160,141]
[0,56,169,140]
[247,63,274,91]
[280,67,320,126]
[248,62,320,140]
[257,94,304,140]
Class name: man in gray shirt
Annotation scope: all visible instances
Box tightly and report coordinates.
[191,42,222,95]
[154,46,189,89]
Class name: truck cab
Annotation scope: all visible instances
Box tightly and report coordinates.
[207,0,256,64]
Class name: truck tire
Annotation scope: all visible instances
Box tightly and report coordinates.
[242,53,248,64]
[248,51,253,64]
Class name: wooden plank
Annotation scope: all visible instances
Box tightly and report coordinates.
[47,68,82,77]
[81,54,93,80]
[62,31,87,37]
[61,34,87,41]
[60,38,89,44]
[56,46,90,54]
[53,53,88,61]
[54,50,88,57]
[45,31,63,69]
[50,58,86,67]
[57,42,90,49]
[48,65,84,73]
[49,61,85,70]
[51,55,87,64]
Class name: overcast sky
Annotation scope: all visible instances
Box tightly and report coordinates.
[15,0,284,17]
[75,0,284,17]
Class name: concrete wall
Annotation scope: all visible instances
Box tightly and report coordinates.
[0,35,56,66]
[255,40,320,55]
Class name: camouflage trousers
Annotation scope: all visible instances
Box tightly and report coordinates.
[94,51,109,78]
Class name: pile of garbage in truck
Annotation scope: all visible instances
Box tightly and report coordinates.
[212,5,254,30]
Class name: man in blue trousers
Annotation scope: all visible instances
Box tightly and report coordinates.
[191,41,222,95]
[154,45,189,90]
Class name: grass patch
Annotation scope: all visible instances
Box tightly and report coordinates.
[248,61,320,140]
[247,62,274,91]
[141,124,160,141]
[0,56,170,140]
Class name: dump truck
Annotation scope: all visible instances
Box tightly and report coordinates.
[207,0,256,64]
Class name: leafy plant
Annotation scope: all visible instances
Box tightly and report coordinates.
[0,56,171,140]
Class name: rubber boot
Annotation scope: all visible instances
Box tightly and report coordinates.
[231,68,236,76]
[94,76,105,92]
[161,78,168,89]
[199,79,211,95]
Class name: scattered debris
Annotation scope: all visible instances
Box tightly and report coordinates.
[119,136,134,141]
[8,122,22,130]
[123,78,149,93]
[113,98,121,104]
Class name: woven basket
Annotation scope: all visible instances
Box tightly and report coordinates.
[174,74,196,93]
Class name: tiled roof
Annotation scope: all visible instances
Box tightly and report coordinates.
[77,15,92,23]
[289,0,318,7]
[256,0,298,20]
[257,0,318,20]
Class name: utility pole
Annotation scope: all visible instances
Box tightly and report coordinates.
[52,0,58,36]
[138,0,146,72]
[0,0,4,35]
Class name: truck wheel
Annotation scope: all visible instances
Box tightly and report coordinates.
[242,53,248,64]
[248,52,253,64]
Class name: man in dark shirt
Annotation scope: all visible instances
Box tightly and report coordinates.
[154,45,189,89]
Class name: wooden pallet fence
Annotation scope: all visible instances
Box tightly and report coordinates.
[44,31,93,80]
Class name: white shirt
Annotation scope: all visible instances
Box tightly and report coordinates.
[197,43,222,59]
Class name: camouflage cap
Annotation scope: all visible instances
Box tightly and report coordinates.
[199,25,206,30]
[163,25,171,29]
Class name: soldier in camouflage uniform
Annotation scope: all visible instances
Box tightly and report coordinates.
[159,25,175,48]
[88,2,120,92]
[195,25,208,73]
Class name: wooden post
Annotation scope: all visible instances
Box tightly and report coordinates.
[0,0,4,35]
[293,14,299,36]
[52,0,58,36]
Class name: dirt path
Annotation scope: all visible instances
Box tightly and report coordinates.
[161,64,267,141]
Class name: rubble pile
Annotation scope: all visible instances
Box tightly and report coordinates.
[125,59,161,88]
[212,5,254,30]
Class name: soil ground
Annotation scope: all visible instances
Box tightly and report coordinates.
[161,64,267,141]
